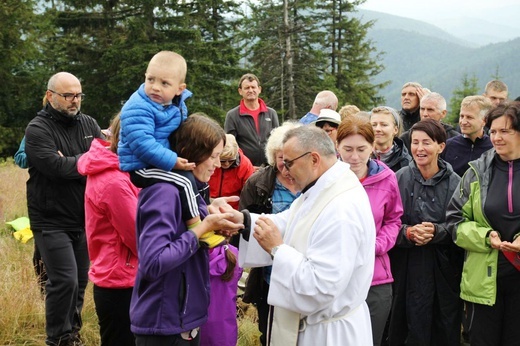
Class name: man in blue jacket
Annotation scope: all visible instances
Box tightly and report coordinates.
[442,95,494,177]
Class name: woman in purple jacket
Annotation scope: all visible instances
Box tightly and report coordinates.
[336,116,403,346]
[130,114,244,346]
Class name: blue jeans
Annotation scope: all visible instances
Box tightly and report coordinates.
[33,230,89,346]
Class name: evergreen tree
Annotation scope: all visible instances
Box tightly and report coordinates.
[316,0,388,110]
[0,0,48,128]
[446,73,479,125]
[41,0,243,125]
[0,0,49,156]
[243,0,386,120]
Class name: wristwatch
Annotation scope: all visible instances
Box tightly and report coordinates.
[270,245,281,259]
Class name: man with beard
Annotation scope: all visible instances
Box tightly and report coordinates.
[25,72,102,346]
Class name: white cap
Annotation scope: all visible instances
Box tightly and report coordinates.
[315,109,341,126]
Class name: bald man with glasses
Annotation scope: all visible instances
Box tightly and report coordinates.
[25,72,102,346]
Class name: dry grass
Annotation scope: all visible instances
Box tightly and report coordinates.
[0,160,260,346]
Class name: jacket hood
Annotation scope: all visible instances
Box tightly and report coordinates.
[77,138,119,176]
[410,158,454,186]
[364,159,393,185]
[469,148,495,173]
[208,245,229,277]
[226,148,244,169]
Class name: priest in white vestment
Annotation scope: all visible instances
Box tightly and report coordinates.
[222,126,376,346]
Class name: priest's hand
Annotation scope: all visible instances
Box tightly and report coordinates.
[254,216,283,254]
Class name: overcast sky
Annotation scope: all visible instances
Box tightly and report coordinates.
[358,0,519,23]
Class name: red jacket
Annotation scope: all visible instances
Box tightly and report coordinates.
[77,138,140,288]
[209,149,255,209]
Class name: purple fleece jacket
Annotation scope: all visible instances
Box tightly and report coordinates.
[130,183,210,335]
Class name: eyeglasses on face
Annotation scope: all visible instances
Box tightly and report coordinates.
[48,90,85,101]
[220,159,236,164]
[324,128,337,135]
[283,151,311,171]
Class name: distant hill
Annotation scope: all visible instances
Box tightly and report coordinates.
[354,10,520,112]
[432,17,520,47]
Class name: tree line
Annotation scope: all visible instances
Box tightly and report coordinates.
[1,0,388,158]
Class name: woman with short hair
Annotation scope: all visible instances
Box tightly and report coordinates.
[370,106,411,172]
[389,118,463,345]
[447,101,520,345]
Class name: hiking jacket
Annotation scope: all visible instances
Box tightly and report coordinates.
[372,137,411,173]
[224,99,279,167]
[25,104,101,230]
[389,159,463,345]
[130,182,210,335]
[200,244,243,346]
[118,83,192,171]
[442,133,493,177]
[446,149,519,306]
[77,138,139,288]
[238,165,277,213]
[209,148,255,210]
[363,160,403,286]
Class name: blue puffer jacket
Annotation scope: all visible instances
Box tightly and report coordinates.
[118,84,192,171]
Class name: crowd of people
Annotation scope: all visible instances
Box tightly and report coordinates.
[16,49,520,346]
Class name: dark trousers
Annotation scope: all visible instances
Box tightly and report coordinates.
[366,284,393,346]
[93,285,134,346]
[135,333,200,346]
[33,230,90,346]
[467,272,520,346]
[33,242,48,295]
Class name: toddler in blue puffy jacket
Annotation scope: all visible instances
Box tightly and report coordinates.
[118,51,223,247]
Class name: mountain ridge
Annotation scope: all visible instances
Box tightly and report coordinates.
[355,10,520,111]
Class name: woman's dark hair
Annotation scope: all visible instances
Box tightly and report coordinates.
[175,113,226,165]
[485,101,520,131]
[410,118,447,144]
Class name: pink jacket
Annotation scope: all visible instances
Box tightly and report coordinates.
[77,138,139,288]
[362,160,403,286]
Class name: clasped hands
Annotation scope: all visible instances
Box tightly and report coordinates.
[489,231,520,253]
[408,222,435,246]
[208,197,283,253]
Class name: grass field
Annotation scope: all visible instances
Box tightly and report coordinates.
[0,160,260,345]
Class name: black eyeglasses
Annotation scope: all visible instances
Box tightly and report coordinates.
[283,151,311,171]
[48,90,85,101]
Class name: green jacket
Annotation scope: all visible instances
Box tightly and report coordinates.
[446,149,499,306]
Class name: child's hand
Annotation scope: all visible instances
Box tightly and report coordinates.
[174,157,195,171]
